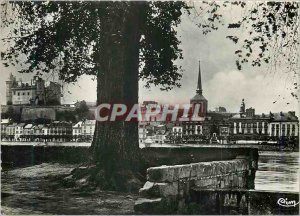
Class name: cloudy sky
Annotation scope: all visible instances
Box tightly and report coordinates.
[0,2,298,115]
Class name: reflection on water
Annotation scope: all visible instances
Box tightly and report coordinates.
[255,151,299,192]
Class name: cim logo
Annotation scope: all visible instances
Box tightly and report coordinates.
[277,198,299,207]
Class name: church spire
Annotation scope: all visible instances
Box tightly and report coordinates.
[196,60,202,94]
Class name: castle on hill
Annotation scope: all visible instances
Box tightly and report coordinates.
[6,74,62,105]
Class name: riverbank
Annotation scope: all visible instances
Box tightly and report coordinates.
[1,163,137,215]
[1,141,298,151]
[1,144,298,214]
[1,155,299,215]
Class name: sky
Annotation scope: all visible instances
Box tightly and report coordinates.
[0,2,299,115]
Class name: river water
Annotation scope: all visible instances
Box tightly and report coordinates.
[255,151,299,192]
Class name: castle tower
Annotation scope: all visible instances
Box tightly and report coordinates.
[34,76,45,104]
[190,61,208,117]
[6,73,14,105]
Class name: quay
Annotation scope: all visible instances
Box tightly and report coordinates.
[1,141,298,151]
[1,142,298,215]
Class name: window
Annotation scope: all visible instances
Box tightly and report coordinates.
[18,92,20,96]
[28,92,30,95]
[23,92,25,95]
[292,125,295,136]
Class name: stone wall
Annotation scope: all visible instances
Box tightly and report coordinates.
[1,145,258,171]
[21,107,56,121]
[134,156,256,214]
[1,145,90,169]
[1,105,76,120]
[189,188,299,215]
[141,146,258,168]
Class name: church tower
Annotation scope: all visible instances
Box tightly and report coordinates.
[190,61,208,117]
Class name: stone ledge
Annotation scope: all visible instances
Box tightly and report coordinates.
[134,197,162,214]
[139,181,178,198]
[134,197,177,214]
[147,159,249,183]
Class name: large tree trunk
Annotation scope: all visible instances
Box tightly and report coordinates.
[89,2,143,191]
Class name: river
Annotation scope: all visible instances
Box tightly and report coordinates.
[255,151,299,192]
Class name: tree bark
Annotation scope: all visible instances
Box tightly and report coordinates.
[90,2,142,191]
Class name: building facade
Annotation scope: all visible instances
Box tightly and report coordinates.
[1,119,10,138]
[6,74,61,105]
[14,123,25,141]
[268,112,299,138]
[81,120,96,140]
[6,123,17,141]
[139,122,148,143]
[48,121,72,142]
[172,124,183,138]
[72,121,83,141]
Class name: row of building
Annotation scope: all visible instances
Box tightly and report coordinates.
[2,62,299,145]
[1,120,96,142]
[1,105,298,145]
[138,61,299,145]
[138,110,299,145]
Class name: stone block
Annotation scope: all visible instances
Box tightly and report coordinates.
[134,198,163,214]
[139,181,178,197]
[147,159,251,186]
[194,177,219,188]
[134,197,178,214]
[147,164,192,182]
[192,162,213,179]
[139,181,156,197]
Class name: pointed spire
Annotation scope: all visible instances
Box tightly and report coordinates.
[196,60,202,94]
[9,72,13,80]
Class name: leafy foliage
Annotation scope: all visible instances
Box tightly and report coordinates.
[1,1,188,91]
[2,106,21,122]
[2,1,298,93]
[191,1,299,97]
[139,1,187,90]
[190,1,224,34]
[74,100,91,121]
[225,2,299,78]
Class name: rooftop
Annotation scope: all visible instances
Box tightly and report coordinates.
[191,94,208,102]
[1,119,10,124]
[73,121,83,128]
[24,124,33,129]
[272,112,298,121]
[82,120,96,125]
